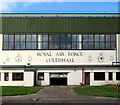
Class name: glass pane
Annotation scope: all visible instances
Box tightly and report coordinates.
[49,43,54,49]
[66,35,71,42]
[55,35,59,42]
[60,42,65,49]
[61,35,65,42]
[77,35,82,41]
[9,35,14,42]
[32,35,36,42]
[89,43,93,49]
[20,43,25,49]
[38,35,42,42]
[106,42,110,49]
[83,35,88,42]
[89,35,93,42]
[100,43,105,49]
[95,43,99,49]
[66,43,71,49]
[49,35,54,42]
[15,42,19,49]
[9,43,14,49]
[21,35,25,41]
[83,43,88,49]
[13,73,23,81]
[26,35,31,42]
[4,35,8,42]
[111,42,116,49]
[4,42,8,49]
[32,43,36,49]
[100,35,104,42]
[111,35,116,41]
[4,73,8,81]
[15,35,19,42]
[26,43,31,49]
[72,35,76,41]
[55,43,59,49]
[77,43,82,49]
[95,35,99,41]
[72,43,76,49]
[106,35,110,41]
[38,43,42,49]
[43,35,48,41]
[43,42,48,49]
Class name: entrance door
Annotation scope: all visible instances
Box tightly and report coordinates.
[85,72,90,85]
[50,73,67,85]
[50,78,67,85]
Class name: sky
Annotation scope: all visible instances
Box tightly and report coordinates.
[0,2,119,13]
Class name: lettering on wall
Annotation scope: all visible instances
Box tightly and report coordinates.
[37,52,82,63]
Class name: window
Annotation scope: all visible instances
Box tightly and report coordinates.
[20,35,25,49]
[108,72,113,80]
[94,72,105,80]
[4,73,9,81]
[38,73,44,80]
[12,73,24,81]
[116,72,120,80]
[3,34,116,50]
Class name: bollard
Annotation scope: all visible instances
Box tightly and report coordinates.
[115,84,120,90]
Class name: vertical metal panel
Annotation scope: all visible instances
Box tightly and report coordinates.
[2,17,119,34]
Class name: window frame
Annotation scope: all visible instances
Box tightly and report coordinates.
[38,72,44,80]
[116,72,120,80]
[12,72,24,81]
[4,72,9,81]
[108,72,113,81]
[3,34,116,50]
[94,72,105,81]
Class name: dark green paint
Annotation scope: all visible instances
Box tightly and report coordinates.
[2,17,120,34]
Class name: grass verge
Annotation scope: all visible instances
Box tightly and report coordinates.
[0,86,43,96]
[73,86,120,98]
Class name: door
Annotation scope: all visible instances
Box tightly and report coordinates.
[50,78,67,85]
[50,73,68,85]
[85,72,90,85]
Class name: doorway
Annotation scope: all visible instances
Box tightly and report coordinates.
[50,73,68,85]
[85,72,90,85]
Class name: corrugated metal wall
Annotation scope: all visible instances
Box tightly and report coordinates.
[2,17,120,34]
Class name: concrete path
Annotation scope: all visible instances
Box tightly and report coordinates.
[2,86,120,104]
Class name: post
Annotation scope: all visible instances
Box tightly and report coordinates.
[82,68,84,85]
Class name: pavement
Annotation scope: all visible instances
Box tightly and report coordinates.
[2,86,120,104]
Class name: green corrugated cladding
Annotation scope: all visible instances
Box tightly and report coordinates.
[2,17,120,34]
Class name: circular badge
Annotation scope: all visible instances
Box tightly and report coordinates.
[16,56,22,63]
[5,57,9,62]
[110,56,114,61]
[28,56,32,61]
[98,56,104,62]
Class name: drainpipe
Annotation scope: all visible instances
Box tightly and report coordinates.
[115,48,117,66]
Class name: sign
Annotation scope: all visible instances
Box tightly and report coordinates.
[37,52,82,63]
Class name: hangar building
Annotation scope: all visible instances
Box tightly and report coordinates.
[0,13,120,86]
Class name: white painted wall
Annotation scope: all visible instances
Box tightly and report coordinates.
[85,67,119,86]
[0,34,118,66]
[36,72,50,86]
[68,70,82,85]
[0,50,116,66]
[24,71,34,87]
[0,69,24,86]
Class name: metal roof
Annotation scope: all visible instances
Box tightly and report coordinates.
[1,13,120,17]
[1,13,120,34]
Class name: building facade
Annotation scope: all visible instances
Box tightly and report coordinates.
[0,13,120,86]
